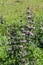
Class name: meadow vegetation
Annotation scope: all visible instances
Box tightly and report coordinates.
[0,0,43,65]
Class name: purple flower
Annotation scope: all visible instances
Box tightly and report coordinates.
[27,15,32,19]
[28,26,35,29]
[21,28,26,33]
[20,40,27,43]
[29,32,34,36]
[19,45,23,48]
[21,51,27,56]
[28,20,35,24]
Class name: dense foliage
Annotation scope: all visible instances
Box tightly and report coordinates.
[0,0,43,65]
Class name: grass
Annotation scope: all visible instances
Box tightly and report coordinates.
[0,0,43,24]
[0,0,43,65]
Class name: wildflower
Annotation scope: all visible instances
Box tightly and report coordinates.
[27,26,35,29]
[27,20,34,24]
[27,15,32,19]
[19,45,23,48]
[21,28,26,33]
[20,40,27,43]
[21,51,27,57]
[29,32,34,36]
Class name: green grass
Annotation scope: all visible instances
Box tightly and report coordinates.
[0,0,43,24]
